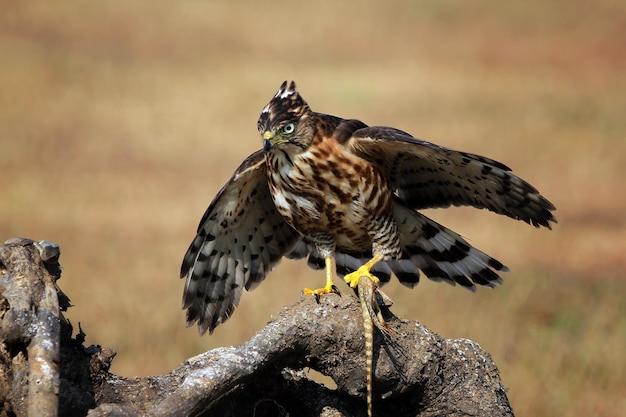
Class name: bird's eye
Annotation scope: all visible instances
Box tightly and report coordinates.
[282,123,295,134]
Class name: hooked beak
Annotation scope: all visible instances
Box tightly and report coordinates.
[263,130,290,153]
[263,131,273,152]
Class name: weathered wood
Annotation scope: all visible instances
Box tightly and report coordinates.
[0,238,64,417]
[0,238,515,417]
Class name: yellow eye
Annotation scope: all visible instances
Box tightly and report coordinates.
[282,123,295,134]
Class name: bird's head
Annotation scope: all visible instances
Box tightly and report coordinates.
[258,81,315,153]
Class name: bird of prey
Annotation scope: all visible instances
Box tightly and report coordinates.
[181,81,556,335]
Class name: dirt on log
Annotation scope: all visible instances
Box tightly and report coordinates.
[0,238,514,417]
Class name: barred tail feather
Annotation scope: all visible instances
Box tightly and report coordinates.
[393,204,507,290]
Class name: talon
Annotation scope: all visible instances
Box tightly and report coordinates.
[344,253,385,288]
[302,282,341,302]
[301,256,343,302]
[331,284,341,297]
[344,266,380,289]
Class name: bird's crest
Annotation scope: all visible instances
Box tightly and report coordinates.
[258,81,310,132]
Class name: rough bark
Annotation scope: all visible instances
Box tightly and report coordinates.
[0,238,514,417]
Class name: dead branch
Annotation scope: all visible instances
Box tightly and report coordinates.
[0,238,68,417]
[0,238,514,417]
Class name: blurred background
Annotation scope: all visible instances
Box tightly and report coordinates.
[1,1,624,415]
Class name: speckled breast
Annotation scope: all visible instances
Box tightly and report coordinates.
[265,139,393,249]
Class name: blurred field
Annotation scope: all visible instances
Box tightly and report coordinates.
[1,1,625,415]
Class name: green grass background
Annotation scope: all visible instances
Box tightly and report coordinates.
[1,1,625,415]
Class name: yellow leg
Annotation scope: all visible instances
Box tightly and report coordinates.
[344,253,384,289]
[302,256,341,302]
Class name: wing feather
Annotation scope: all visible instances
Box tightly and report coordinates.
[348,126,557,228]
[181,150,302,335]
[393,202,507,290]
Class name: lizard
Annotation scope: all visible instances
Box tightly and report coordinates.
[356,275,395,417]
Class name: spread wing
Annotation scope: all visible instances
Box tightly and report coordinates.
[347,126,557,228]
[181,150,303,335]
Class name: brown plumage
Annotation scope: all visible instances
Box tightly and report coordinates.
[181,81,557,335]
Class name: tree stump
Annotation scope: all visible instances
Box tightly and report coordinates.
[0,238,514,417]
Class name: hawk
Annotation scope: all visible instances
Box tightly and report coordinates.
[181,81,556,335]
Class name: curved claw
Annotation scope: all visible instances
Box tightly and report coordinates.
[344,266,380,289]
[302,256,342,302]
[344,253,384,288]
[302,283,341,302]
